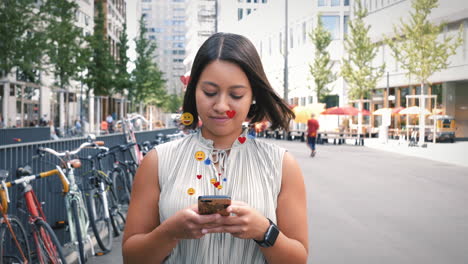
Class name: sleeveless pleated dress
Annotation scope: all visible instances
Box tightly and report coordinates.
[155,130,285,264]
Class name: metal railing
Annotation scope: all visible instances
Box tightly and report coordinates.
[0,128,178,245]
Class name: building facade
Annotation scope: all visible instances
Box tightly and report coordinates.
[363,0,468,138]
[141,0,187,95]
[0,0,133,134]
[184,0,217,75]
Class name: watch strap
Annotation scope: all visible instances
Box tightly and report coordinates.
[254,218,279,248]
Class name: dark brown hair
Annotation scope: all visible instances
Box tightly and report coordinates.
[183,32,294,130]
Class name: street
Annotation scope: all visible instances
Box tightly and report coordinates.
[88,139,468,264]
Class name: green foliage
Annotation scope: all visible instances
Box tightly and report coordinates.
[0,0,47,79]
[84,1,115,96]
[114,23,132,95]
[341,1,385,100]
[163,93,183,113]
[132,16,166,104]
[42,0,86,89]
[386,0,463,85]
[309,15,336,103]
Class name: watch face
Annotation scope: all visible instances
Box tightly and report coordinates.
[265,223,279,247]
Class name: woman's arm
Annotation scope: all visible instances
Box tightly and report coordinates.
[204,151,309,263]
[259,151,309,264]
[122,149,222,263]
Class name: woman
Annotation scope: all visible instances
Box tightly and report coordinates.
[122,33,308,263]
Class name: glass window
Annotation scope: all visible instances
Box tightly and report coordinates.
[331,0,340,6]
[344,15,349,35]
[246,0,251,3]
[321,15,340,39]
[247,8,252,15]
[302,22,307,43]
[262,0,267,3]
[344,0,350,5]
[254,0,258,3]
[290,28,293,49]
[238,8,243,20]
[318,0,326,7]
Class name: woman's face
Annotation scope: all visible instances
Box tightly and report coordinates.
[195,60,253,138]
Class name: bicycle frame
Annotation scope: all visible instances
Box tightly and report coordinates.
[2,167,69,264]
[62,164,95,256]
[120,115,146,165]
[37,141,105,260]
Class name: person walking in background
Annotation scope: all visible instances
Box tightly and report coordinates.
[106,114,114,133]
[307,113,320,157]
[122,32,308,263]
[100,119,108,134]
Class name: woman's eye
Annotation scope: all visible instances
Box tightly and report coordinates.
[203,91,216,97]
[231,94,243,100]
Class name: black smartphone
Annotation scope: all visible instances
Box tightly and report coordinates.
[198,195,231,216]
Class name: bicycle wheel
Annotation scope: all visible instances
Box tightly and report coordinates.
[0,215,32,263]
[107,188,126,236]
[71,199,86,264]
[112,168,130,206]
[86,188,113,252]
[33,219,66,264]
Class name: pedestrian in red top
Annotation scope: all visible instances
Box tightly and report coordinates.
[307,114,320,157]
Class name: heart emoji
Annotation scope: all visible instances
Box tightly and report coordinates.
[197,175,202,179]
[180,75,190,85]
[226,110,236,118]
[238,137,246,144]
[214,182,220,187]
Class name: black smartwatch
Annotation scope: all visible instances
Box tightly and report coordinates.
[254,218,279,248]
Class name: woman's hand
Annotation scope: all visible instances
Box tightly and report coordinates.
[167,204,223,240]
[202,201,270,241]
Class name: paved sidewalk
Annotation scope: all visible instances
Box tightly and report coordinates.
[363,138,468,168]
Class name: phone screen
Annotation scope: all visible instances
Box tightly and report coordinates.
[198,195,231,216]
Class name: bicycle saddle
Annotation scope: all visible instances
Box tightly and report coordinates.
[0,170,9,180]
[16,165,33,177]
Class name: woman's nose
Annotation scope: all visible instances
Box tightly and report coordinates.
[213,95,229,114]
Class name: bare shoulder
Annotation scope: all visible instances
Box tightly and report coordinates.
[281,151,303,186]
[122,148,160,244]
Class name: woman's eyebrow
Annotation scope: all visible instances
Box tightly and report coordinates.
[201,81,247,89]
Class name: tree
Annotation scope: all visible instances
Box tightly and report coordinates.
[85,0,115,96]
[386,0,463,145]
[42,0,87,129]
[132,16,166,111]
[341,1,385,141]
[114,23,132,96]
[0,0,46,80]
[164,93,183,113]
[309,15,336,103]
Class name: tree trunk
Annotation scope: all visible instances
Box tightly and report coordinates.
[418,82,426,146]
[358,97,363,145]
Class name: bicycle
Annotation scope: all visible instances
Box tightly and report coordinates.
[1,166,68,263]
[0,169,31,264]
[78,145,126,238]
[37,141,105,264]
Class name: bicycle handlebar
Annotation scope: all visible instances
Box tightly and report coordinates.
[0,166,70,213]
[38,141,104,159]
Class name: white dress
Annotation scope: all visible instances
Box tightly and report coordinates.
[155,130,285,264]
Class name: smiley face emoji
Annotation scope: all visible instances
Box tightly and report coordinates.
[180,112,194,126]
[194,151,206,161]
[187,188,195,195]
